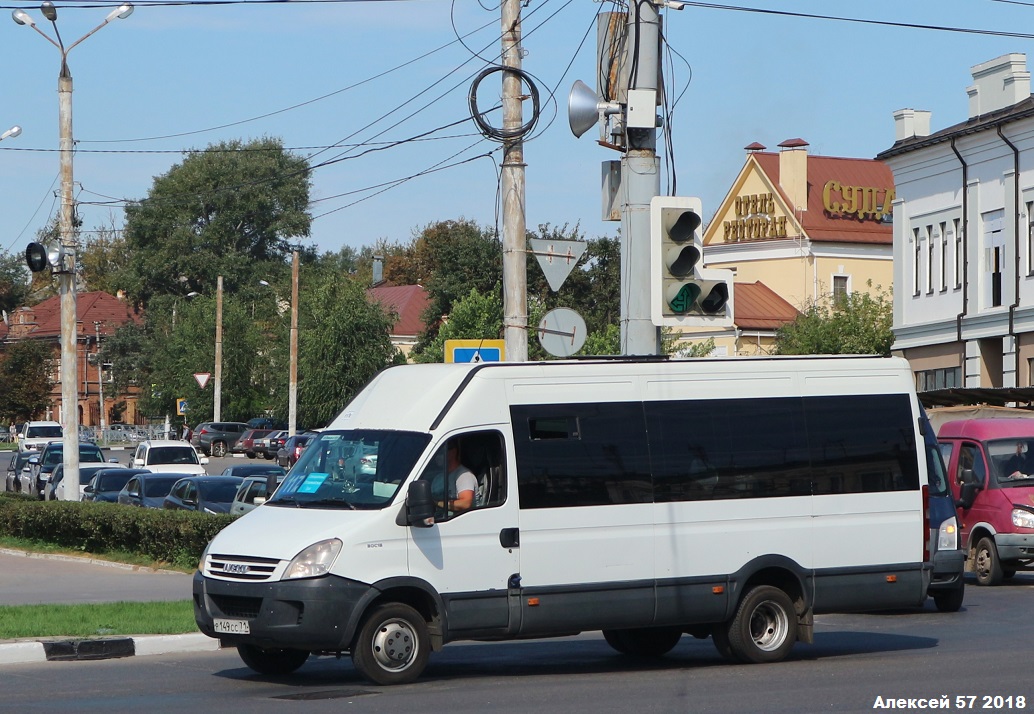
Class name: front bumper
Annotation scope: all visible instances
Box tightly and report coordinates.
[993,533,1034,562]
[193,571,376,652]
[928,548,966,592]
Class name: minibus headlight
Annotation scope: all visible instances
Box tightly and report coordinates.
[1012,509,1034,530]
[199,541,210,573]
[937,516,959,550]
[284,539,343,580]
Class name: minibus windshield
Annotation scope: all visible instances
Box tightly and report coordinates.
[987,438,1034,486]
[268,430,430,509]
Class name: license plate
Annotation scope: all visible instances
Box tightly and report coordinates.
[214,618,250,635]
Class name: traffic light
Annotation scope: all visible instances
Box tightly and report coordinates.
[650,196,734,327]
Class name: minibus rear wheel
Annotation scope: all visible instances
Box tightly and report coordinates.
[351,602,430,685]
[726,585,796,663]
[236,644,309,676]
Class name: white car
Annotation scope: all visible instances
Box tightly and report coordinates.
[18,421,62,453]
[129,440,208,475]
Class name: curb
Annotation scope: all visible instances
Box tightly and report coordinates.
[0,633,222,665]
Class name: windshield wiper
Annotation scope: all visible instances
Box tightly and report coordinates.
[268,497,302,508]
[296,497,357,510]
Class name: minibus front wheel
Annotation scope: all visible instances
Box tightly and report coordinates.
[725,585,796,663]
[351,602,430,685]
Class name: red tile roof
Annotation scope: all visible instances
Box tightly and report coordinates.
[366,284,430,338]
[734,281,800,331]
[753,152,893,245]
[4,291,140,341]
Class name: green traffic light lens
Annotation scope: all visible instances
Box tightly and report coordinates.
[667,283,702,313]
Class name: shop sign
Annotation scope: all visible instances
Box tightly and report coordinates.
[722,192,788,242]
[822,180,894,221]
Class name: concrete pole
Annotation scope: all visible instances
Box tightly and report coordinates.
[95,322,105,439]
[214,275,223,422]
[620,2,662,356]
[289,251,299,436]
[58,70,80,501]
[501,0,528,362]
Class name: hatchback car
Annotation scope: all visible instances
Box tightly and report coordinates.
[190,422,249,457]
[117,472,185,508]
[28,442,109,498]
[277,433,314,468]
[83,468,149,503]
[46,464,110,501]
[232,429,273,458]
[163,475,244,514]
[5,451,32,492]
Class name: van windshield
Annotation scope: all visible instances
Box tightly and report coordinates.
[987,438,1034,485]
[269,430,430,510]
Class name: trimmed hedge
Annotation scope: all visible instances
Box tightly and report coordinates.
[0,493,234,569]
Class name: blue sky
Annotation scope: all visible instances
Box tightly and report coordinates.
[2,0,1033,260]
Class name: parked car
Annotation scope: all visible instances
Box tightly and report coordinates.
[28,442,109,499]
[18,421,62,453]
[232,429,273,458]
[247,417,286,431]
[255,430,288,460]
[83,468,148,503]
[46,464,110,501]
[118,472,189,508]
[190,422,249,457]
[218,463,286,480]
[277,433,314,468]
[229,470,287,516]
[5,451,33,493]
[128,440,208,475]
[163,475,244,514]
[107,423,146,442]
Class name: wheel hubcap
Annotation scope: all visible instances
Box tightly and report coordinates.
[976,549,990,578]
[749,601,790,652]
[371,619,418,671]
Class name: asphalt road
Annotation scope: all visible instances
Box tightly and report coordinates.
[1,578,1033,713]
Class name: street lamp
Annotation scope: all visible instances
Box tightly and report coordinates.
[0,125,21,142]
[13,2,133,501]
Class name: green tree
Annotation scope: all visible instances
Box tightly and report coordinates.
[284,269,403,428]
[0,340,53,422]
[79,218,132,296]
[120,137,312,306]
[776,283,894,355]
[414,287,503,364]
[0,250,31,315]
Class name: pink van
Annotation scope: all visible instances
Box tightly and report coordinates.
[937,418,1034,585]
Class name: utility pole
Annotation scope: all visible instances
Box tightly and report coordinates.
[501,0,528,362]
[214,275,223,422]
[95,322,105,439]
[289,250,299,436]
[621,1,662,355]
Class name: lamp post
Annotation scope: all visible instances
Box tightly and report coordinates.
[0,125,21,142]
[13,2,133,501]
[214,276,223,422]
[257,251,299,436]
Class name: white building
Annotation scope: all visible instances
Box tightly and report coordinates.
[879,53,1034,403]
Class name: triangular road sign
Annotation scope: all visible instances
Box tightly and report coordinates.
[529,238,587,292]
[194,372,211,389]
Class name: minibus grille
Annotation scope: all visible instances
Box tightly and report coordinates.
[206,554,282,582]
[210,594,262,619]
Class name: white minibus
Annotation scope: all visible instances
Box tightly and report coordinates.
[193,356,962,684]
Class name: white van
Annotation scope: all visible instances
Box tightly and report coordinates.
[193,356,955,685]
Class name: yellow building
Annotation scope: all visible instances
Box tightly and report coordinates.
[675,138,895,356]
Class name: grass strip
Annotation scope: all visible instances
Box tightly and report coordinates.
[0,600,197,640]
[0,535,194,574]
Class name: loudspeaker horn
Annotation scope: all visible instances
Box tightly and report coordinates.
[568,80,603,138]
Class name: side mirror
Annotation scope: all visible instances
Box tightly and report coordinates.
[960,468,980,486]
[253,496,266,506]
[28,455,39,465]
[84,484,94,493]
[957,480,981,510]
[200,456,209,465]
[402,480,436,528]
[108,458,119,463]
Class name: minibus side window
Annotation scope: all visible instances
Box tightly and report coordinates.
[417,431,506,521]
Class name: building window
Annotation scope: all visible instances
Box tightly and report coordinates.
[954,218,963,289]
[913,227,922,297]
[938,222,947,292]
[915,367,962,392]
[1028,202,1034,276]
[927,225,935,294]
[833,275,849,303]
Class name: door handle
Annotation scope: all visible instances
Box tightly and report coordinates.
[499,527,519,548]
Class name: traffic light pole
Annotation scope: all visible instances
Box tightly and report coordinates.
[620,1,662,356]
